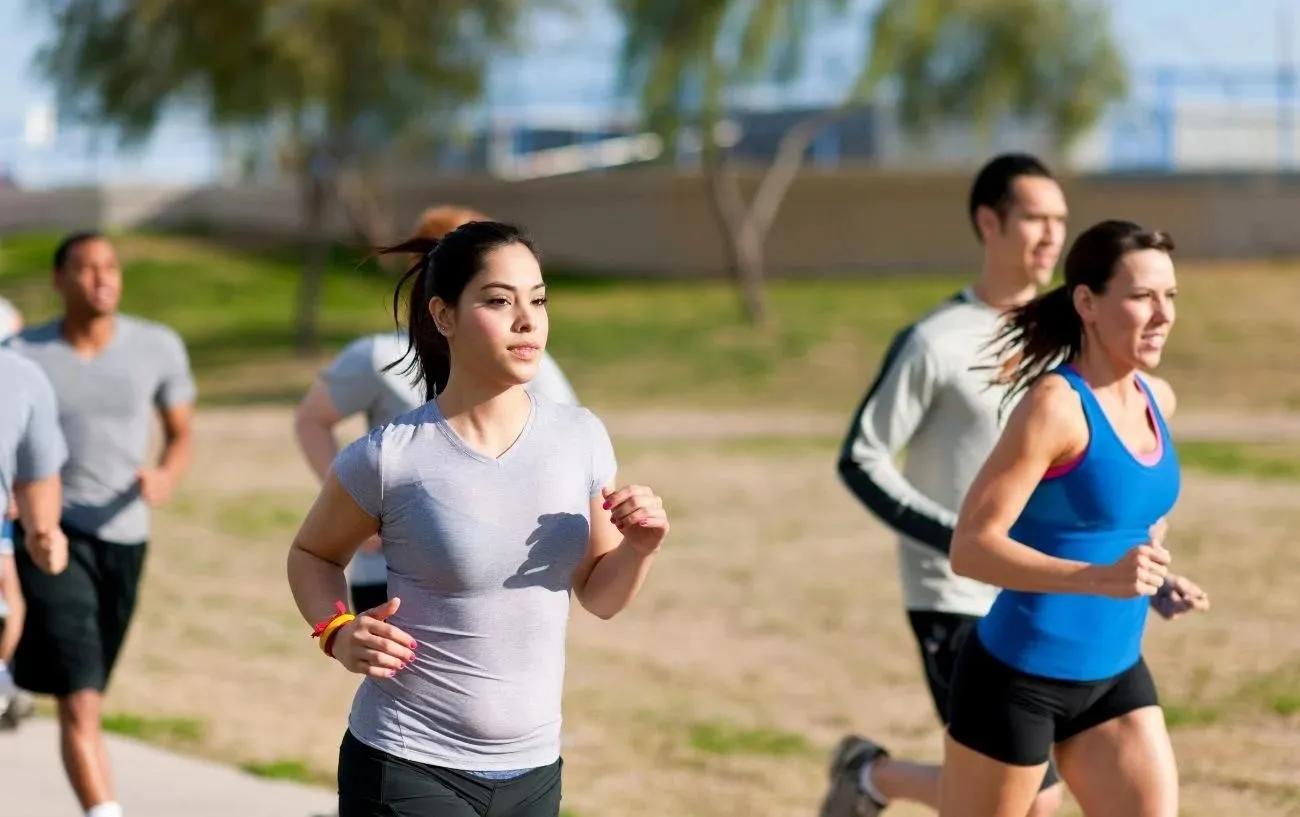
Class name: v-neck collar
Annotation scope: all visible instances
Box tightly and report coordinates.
[431,391,538,465]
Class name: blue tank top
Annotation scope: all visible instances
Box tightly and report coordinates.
[976,365,1181,681]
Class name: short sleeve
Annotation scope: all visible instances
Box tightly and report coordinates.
[333,427,383,518]
[584,409,617,497]
[322,337,386,418]
[16,363,68,482]
[154,327,198,408]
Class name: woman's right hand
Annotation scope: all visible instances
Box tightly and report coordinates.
[1085,543,1171,598]
[331,597,418,678]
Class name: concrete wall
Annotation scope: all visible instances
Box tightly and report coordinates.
[2,170,1299,276]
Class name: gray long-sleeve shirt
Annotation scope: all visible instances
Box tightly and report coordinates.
[837,288,1020,617]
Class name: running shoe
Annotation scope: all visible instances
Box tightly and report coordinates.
[818,734,889,817]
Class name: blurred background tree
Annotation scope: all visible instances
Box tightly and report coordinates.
[34,0,548,352]
[617,0,1128,326]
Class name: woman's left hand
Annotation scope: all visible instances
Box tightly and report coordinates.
[602,484,669,554]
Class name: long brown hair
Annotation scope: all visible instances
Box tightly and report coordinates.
[988,219,1176,411]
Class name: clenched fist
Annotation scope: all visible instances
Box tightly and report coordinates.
[1087,543,1170,598]
[601,484,669,555]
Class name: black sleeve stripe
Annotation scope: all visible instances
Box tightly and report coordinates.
[835,293,967,556]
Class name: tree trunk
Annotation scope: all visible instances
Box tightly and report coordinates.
[731,223,767,325]
[295,169,330,355]
[700,105,856,327]
[703,151,770,325]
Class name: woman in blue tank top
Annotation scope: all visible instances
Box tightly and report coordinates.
[938,220,1211,817]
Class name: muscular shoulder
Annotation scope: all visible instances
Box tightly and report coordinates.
[1008,373,1089,455]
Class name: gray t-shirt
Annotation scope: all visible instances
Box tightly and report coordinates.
[333,392,616,771]
[0,348,68,514]
[322,332,580,586]
[6,316,197,544]
[837,288,1019,617]
[0,349,68,620]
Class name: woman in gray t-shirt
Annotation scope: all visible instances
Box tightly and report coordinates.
[287,220,670,817]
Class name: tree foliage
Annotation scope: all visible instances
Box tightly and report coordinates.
[32,0,538,349]
[617,0,1129,324]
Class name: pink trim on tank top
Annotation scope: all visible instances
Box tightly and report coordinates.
[1042,367,1164,480]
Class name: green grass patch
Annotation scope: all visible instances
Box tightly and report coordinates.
[6,230,1300,411]
[101,712,206,744]
[1234,663,1300,717]
[1164,662,1300,729]
[1177,442,1300,481]
[0,230,966,409]
[1162,703,1226,728]
[686,721,812,757]
[239,757,329,785]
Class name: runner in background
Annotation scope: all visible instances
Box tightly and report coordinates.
[7,231,197,817]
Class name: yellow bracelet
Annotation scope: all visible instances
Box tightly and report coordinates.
[317,613,356,656]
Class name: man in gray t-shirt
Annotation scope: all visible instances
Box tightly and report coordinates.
[0,348,68,728]
[294,329,581,613]
[4,231,196,817]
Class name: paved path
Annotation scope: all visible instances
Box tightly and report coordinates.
[0,718,337,817]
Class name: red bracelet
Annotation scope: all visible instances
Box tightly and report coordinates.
[311,601,355,658]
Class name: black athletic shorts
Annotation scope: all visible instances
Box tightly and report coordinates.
[349,582,388,616]
[946,628,1159,767]
[907,611,1061,790]
[338,730,563,817]
[11,523,148,696]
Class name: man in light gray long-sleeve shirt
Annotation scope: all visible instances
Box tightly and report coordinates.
[819,154,1070,817]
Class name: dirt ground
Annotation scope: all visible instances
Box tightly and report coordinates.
[94,406,1300,817]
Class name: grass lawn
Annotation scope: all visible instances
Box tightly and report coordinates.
[4,231,1297,412]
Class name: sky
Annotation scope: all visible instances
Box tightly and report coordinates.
[0,0,1291,187]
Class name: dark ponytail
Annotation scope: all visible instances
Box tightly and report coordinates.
[374,220,538,401]
[988,285,1081,411]
[983,219,1175,414]
[379,237,449,400]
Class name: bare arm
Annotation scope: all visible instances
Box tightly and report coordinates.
[0,552,22,661]
[14,473,63,546]
[294,379,346,483]
[138,403,193,507]
[571,480,662,620]
[950,376,1097,593]
[287,472,379,624]
[156,402,194,483]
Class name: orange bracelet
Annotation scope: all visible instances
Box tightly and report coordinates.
[311,601,356,658]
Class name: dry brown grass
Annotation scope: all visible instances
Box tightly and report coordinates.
[77,405,1300,816]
